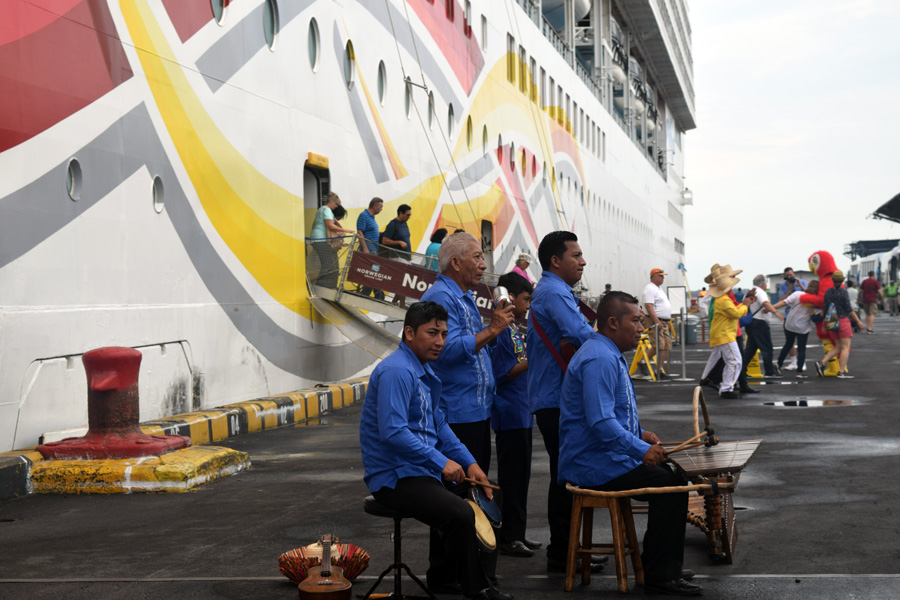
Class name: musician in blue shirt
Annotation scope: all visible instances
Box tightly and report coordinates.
[420,231,515,588]
[524,231,596,571]
[359,302,511,600]
[560,292,700,597]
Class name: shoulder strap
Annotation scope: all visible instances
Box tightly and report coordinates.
[530,313,568,373]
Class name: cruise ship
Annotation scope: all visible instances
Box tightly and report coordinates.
[0,0,696,452]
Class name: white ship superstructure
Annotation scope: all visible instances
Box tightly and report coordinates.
[0,0,696,451]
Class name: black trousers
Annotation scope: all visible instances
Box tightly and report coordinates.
[428,419,498,584]
[313,242,339,288]
[778,330,808,373]
[743,319,776,376]
[535,408,572,560]
[495,427,533,544]
[374,477,490,596]
[593,463,688,582]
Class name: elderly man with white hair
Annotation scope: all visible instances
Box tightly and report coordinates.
[420,231,516,594]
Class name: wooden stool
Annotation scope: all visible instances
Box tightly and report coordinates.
[564,484,644,594]
[362,496,435,600]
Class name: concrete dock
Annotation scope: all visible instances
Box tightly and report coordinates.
[1,315,899,599]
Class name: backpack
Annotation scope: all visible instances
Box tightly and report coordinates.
[824,303,839,330]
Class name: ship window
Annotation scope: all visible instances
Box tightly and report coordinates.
[481,15,487,50]
[506,35,515,84]
[530,58,537,102]
[428,92,435,129]
[540,68,546,107]
[405,80,412,118]
[543,161,547,183]
[466,116,473,150]
[520,149,526,177]
[497,135,503,163]
[211,0,226,25]
[377,61,387,105]
[518,45,527,94]
[308,19,319,71]
[152,176,165,213]
[601,131,606,162]
[482,125,488,155]
[509,142,515,170]
[445,0,454,20]
[344,41,356,90]
[464,1,472,37]
[66,158,82,201]
[532,156,537,178]
[448,103,455,138]
[263,0,279,50]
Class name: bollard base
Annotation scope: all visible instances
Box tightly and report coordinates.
[36,431,192,460]
[30,445,250,494]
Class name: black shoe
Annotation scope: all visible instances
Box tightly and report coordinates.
[699,377,717,389]
[464,587,514,600]
[644,578,703,596]
[814,362,824,377]
[546,555,605,573]
[738,386,759,394]
[681,569,695,581]
[498,540,533,557]
[428,579,464,595]
[522,538,543,550]
[719,390,741,399]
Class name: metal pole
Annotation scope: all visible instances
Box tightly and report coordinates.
[672,307,693,381]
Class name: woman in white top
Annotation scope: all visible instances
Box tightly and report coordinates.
[772,279,819,377]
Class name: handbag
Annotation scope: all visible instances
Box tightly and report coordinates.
[738,306,761,327]
[824,303,839,330]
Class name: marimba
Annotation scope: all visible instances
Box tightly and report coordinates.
[664,387,762,564]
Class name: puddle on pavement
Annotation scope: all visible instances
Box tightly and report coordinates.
[763,397,867,408]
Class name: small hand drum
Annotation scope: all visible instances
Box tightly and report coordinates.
[467,486,502,529]
[466,499,496,552]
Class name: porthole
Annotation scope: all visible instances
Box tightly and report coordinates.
[520,149,526,176]
[497,135,503,163]
[405,81,412,118]
[308,19,319,71]
[344,41,356,90]
[466,116,473,150]
[542,161,547,182]
[66,158,82,201]
[509,142,515,169]
[211,0,226,25]
[448,104,455,138]
[263,0,279,50]
[482,125,488,155]
[532,156,537,178]
[152,176,165,213]
[377,61,387,105]
[428,92,435,129]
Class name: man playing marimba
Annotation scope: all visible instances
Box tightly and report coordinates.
[559,292,701,596]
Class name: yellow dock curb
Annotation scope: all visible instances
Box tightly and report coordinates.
[1,378,368,500]
[30,446,250,494]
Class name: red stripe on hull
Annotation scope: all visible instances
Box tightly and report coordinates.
[408,0,484,95]
[162,0,215,43]
[0,0,132,152]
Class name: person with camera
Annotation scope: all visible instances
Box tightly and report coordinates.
[777,268,807,370]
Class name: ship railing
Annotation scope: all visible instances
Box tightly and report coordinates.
[305,235,503,318]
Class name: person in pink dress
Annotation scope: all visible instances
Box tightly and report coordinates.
[512,253,534,284]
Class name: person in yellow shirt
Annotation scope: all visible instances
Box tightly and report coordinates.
[699,264,755,399]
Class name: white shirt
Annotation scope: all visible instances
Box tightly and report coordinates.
[748,286,770,321]
[847,287,859,305]
[783,291,813,334]
[641,282,672,320]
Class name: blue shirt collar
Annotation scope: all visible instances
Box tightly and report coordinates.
[540,271,576,293]
[398,341,427,378]
[436,273,472,299]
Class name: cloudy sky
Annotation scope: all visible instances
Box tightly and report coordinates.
[683,0,900,290]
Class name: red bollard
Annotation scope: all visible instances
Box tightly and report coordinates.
[36,347,191,460]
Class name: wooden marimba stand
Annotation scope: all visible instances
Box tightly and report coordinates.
[664,387,762,564]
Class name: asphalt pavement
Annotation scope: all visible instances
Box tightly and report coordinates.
[2,314,899,600]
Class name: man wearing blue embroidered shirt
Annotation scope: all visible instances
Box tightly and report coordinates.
[560,292,700,596]
[525,231,597,572]
[421,231,515,589]
[359,301,512,600]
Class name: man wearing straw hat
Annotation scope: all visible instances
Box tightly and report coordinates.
[699,264,755,399]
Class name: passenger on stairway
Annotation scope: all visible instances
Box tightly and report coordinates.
[381,204,413,308]
[310,192,355,287]
[356,198,385,299]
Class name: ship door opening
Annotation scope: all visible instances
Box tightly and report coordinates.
[481,220,495,275]
[303,155,330,209]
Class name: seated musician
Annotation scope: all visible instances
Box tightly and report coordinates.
[559,292,701,597]
[359,301,513,600]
